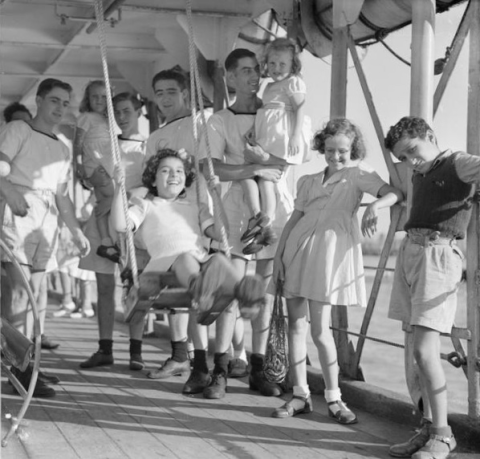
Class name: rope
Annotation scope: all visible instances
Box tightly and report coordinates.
[330,326,405,349]
[93,0,138,287]
[185,0,231,258]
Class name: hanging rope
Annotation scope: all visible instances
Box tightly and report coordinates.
[185,0,231,258]
[93,0,138,287]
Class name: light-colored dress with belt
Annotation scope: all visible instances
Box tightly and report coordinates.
[281,162,386,307]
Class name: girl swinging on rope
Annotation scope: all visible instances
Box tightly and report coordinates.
[111,148,265,336]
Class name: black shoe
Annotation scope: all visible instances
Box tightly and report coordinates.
[129,353,145,371]
[183,370,211,394]
[11,366,56,398]
[147,358,190,379]
[249,370,282,397]
[203,372,227,399]
[38,370,60,385]
[41,334,60,350]
[227,359,248,378]
[79,350,114,368]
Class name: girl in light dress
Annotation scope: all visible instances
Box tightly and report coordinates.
[74,80,120,263]
[241,38,311,254]
[271,119,403,422]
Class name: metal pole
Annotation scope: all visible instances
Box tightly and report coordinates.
[404,0,436,412]
[329,0,355,378]
[466,0,480,419]
[410,0,435,122]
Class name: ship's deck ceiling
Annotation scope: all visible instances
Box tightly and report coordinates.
[0,0,467,115]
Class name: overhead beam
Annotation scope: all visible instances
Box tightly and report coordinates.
[0,40,164,54]
[2,72,126,81]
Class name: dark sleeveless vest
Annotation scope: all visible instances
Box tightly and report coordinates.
[404,152,474,239]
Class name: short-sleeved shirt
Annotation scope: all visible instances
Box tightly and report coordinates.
[0,120,70,191]
[146,112,209,162]
[119,133,147,191]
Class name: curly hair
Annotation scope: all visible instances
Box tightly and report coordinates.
[312,119,366,160]
[142,148,196,198]
[385,116,436,151]
[263,37,302,77]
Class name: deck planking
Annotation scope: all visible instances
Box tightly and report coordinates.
[1,300,478,459]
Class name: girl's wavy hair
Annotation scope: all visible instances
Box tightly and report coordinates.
[262,37,302,77]
[79,80,113,114]
[142,148,196,198]
[312,119,366,160]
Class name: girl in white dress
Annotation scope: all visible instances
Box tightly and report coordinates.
[74,80,120,263]
[241,38,311,254]
[271,119,403,423]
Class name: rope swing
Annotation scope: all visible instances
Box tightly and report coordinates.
[93,0,139,289]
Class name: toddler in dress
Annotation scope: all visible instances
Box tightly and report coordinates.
[271,119,403,422]
[74,80,120,263]
[241,38,311,254]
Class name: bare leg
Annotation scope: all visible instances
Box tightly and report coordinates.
[240,178,261,217]
[59,271,74,305]
[286,296,309,388]
[309,302,338,390]
[252,258,273,354]
[79,279,93,314]
[258,179,277,222]
[413,326,448,428]
[36,275,48,335]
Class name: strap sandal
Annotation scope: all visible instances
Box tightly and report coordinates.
[328,399,357,425]
[242,225,278,255]
[412,433,457,459]
[96,244,121,264]
[241,212,270,243]
[272,395,313,418]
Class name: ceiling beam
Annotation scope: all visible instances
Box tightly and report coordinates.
[2,72,126,81]
[1,40,164,54]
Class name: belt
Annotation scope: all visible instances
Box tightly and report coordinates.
[407,229,456,247]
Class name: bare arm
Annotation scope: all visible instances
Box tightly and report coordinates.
[0,150,29,216]
[288,92,306,157]
[55,182,90,256]
[73,127,87,178]
[204,158,284,183]
[361,184,403,237]
[110,165,129,233]
[272,209,304,284]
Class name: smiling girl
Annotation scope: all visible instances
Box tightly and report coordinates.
[270,119,403,423]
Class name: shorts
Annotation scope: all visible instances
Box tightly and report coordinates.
[1,190,59,271]
[213,179,293,260]
[388,230,464,333]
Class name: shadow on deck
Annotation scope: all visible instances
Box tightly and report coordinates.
[1,299,479,459]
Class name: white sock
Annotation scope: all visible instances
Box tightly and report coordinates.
[293,385,310,398]
[324,388,342,404]
[234,348,247,362]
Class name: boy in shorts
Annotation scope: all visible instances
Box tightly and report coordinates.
[0,78,90,397]
[385,116,480,459]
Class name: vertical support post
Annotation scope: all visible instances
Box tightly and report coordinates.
[404,0,436,411]
[330,22,348,117]
[466,0,480,419]
[410,0,435,122]
[330,0,355,378]
[212,61,227,112]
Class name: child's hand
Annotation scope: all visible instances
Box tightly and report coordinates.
[272,256,285,285]
[361,203,379,238]
[70,228,90,257]
[244,127,256,146]
[288,134,301,157]
[244,143,270,164]
[113,163,125,187]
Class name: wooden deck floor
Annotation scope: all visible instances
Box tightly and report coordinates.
[1,301,478,459]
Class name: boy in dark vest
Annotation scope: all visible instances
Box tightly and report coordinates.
[385,116,479,459]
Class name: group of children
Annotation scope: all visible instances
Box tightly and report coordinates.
[1,36,477,459]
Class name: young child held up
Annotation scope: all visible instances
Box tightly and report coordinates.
[110,148,266,321]
[271,119,403,423]
[241,37,312,255]
[385,116,480,459]
[74,80,120,264]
